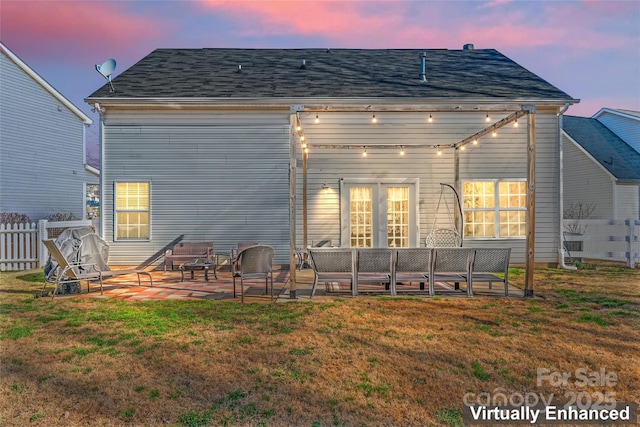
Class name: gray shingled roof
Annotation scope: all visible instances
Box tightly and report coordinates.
[563,115,640,182]
[87,48,575,101]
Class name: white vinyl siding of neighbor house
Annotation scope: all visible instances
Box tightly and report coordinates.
[101,110,291,265]
[562,135,615,219]
[0,51,96,221]
[296,109,561,264]
[614,185,640,220]
[595,112,640,154]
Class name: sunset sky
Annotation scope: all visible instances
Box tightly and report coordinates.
[2,0,639,155]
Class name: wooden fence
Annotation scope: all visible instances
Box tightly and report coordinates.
[0,220,93,271]
[563,219,640,268]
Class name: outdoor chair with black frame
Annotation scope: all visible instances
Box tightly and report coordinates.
[394,248,432,294]
[42,239,153,297]
[429,247,474,297]
[307,248,355,298]
[355,248,395,297]
[463,248,511,296]
[231,245,275,303]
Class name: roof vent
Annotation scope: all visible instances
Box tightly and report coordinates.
[419,52,427,82]
[463,44,474,50]
[300,59,306,69]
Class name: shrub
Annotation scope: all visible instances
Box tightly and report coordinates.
[0,212,31,225]
[46,212,78,222]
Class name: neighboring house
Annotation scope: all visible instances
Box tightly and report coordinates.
[562,109,640,220]
[0,42,98,221]
[85,47,577,270]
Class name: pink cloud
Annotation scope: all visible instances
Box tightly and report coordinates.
[194,0,636,52]
[1,1,165,62]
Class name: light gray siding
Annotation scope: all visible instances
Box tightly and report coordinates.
[296,109,561,264]
[614,185,640,220]
[596,112,640,153]
[0,52,97,221]
[101,111,291,265]
[563,135,615,219]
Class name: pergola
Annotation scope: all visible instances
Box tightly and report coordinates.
[286,104,538,299]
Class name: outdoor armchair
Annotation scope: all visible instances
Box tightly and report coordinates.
[231,244,274,303]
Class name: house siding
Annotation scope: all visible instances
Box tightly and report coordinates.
[614,185,640,220]
[101,110,291,265]
[0,51,97,221]
[296,109,561,264]
[596,112,640,154]
[563,135,614,219]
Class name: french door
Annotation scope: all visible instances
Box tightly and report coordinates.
[340,179,418,248]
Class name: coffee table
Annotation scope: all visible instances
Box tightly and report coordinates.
[179,258,216,282]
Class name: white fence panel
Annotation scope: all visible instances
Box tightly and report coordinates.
[0,223,39,271]
[563,219,640,268]
[0,219,94,271]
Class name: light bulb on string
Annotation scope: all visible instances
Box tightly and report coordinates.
[362,148,368,157]
[296,125,301,132]
[514,119,519,127]
[485,114,491,122]
[315,113,319,124]
[473,138,478,145]
[399,146,405,156]
[492,128,497,137]
[428,114,433,123]
[371,113,377,123]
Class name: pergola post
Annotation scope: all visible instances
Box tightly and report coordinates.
[289,107,302,299]
[524,105,536,297]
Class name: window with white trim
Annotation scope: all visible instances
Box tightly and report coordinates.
[115,182,150,240]
[462,180,526,238]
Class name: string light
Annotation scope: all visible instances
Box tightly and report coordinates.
[362,147,368,157]
[437,147,442,156]
[485,114,491,122]
[315,113,319,124]
[399,146,405,156]
[492,128,497,137]
[296,125,301,132]
[300,135,305,142]
[473,138,478,145]
[302,142,307,149]
[428,114,433,123]
[460,145,466,151]
[304,147,309,154]
[371,113,377,123]
[514,119,519,127]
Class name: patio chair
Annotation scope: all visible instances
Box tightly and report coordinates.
[394,248,432,293]
[307,248,355,298]
[230,241,259,271]
[232,245,274,303]
[355,248,395,297]
[41,239,153,297]
[463,248,511,296]
[430,247,474,297]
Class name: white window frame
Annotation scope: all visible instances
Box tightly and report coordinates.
[339,178,419,247]
[114,181,151,241]
[462,179,527,240]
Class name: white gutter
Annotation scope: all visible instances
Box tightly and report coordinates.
[94,103,106,239]
[557,102,577,270]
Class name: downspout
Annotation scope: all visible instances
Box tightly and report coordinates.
[557,103,577,270]
[94,103,106,239]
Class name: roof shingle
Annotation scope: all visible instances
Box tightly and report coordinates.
[87,48,575,101]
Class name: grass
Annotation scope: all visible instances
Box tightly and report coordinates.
[0,265,639,425]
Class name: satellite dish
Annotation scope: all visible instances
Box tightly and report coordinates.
[95,59,116,92]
